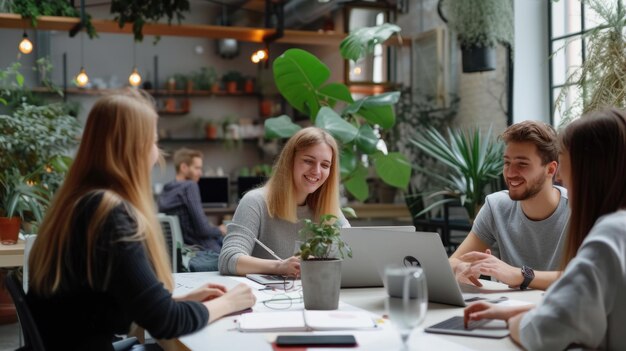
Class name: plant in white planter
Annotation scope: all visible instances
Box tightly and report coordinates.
[297,214,352,310]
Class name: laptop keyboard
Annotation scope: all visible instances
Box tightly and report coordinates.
[429,316,489,331]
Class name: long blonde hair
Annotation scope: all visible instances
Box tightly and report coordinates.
[29,89,173,295]
[265,127,342,222]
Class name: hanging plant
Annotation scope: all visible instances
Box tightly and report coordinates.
[12,0,98,39]
[110,0,191,42]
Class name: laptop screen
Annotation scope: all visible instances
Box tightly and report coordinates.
[237,176,266,200]
[197,177,229,207]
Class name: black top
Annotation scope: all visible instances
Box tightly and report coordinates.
[27,192,209,351]
[157,180,223,252]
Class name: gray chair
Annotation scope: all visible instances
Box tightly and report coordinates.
[157,214,185,273]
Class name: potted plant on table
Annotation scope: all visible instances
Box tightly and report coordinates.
[296,214,352,310]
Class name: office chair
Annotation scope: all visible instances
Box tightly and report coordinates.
[4,271,143,351]
[157,214,186,273]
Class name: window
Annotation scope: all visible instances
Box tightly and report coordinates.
[548,0,613,126]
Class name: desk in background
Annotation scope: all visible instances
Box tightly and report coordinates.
[0,240,25,268]
[174,272,541,350]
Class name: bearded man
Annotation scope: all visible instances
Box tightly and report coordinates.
[449,121,569,291]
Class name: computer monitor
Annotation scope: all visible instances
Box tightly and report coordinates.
[237,176,267,201]
[197,177,229,208]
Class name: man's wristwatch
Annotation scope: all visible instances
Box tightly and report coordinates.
[520,265,535,290]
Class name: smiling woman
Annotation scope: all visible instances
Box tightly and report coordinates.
[218,127,351,277]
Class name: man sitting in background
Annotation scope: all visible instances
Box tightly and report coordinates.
[158,148,226,271]
[449,120,570,291]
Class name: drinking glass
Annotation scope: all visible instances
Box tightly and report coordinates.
[384,265,428,350]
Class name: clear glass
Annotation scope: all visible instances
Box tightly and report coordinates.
[384,265,428,350]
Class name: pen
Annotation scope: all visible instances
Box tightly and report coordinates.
[254,238,283,260]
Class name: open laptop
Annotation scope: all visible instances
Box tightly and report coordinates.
[340,227,466,306]
[197,177,229,208]
[237,176,266,201]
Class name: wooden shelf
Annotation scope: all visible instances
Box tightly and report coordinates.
[0,13,345,46]
[31,87,262,97]
[159,138,260,143]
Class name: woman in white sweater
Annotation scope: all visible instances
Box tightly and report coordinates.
[464,108,626,350]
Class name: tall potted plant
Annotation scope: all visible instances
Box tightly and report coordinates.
[408,126,503,221]
[265,23,411,202]
[297,214,352,310]
[439,0,514,72]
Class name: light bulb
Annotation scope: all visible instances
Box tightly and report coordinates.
[256,50,267,60]
[128,67,142,87]
[251,53,260,63]
[19,32,33,54]
[76,67,89,87]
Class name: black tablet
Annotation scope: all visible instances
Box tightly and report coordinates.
[276,335,357,347]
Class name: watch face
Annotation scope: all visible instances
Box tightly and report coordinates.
[522,265,535,278]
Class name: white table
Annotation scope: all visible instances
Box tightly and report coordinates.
[173,273,543,351]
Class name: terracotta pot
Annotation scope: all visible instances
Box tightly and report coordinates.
[0,217,20,245]
[244,79,254,93]
[205,124,218,139]
[226,81,238,94]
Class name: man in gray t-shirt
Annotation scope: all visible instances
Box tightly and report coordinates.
[449,121,570,291]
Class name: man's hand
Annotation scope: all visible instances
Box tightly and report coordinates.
[218,224,227,236]
[453,260,483,287]
[460,249,524,288]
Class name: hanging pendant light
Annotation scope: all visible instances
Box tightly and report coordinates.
[128,41,142,87]
[129,67,142,87]
[76,67,89,87]
[75,31,89,87]
[19,31,33,54]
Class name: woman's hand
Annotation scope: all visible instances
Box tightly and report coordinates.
[463,301,533,328]
[205,283,256,323]
[276,256,301,277]
[179,283,227,302]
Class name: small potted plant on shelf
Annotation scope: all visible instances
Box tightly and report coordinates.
[222,70,243,94]
[296,214,352,310]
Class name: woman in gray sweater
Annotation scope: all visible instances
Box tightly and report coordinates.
[219,127,349,276]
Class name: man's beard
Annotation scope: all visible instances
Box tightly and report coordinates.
[507,173,548,201]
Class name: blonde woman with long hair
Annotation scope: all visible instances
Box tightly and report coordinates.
[219,127,350,276]
[28,90,255,350]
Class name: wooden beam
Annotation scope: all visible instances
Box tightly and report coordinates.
[0,13,345,45]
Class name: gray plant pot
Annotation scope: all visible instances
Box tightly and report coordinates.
[300,259,342,310]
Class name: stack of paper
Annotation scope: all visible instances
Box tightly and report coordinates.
[238,310,378,332]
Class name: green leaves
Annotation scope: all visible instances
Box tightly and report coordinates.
[264,115,301,139]
[298,215,352,260]
[340,23,402,62]
[269,42,410,202]
[409,126,503,219]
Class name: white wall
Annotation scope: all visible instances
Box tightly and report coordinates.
[513,0,550,123]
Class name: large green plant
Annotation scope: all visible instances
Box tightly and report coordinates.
[555,0,626,125]
[264,24,410,202]
[409,127,503,220]
[0,62,80,227]
[441,0,513,48]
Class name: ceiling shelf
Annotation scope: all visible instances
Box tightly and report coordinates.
[0,13,345,46]
[31,87,261,97]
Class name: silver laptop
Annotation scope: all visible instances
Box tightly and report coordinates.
[340,227,466,306]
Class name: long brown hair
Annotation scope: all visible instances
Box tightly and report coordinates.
[265,127,341,223]
[559,108,626,268]
[29,89,173,295]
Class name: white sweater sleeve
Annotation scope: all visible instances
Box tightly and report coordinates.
[519,214,625,350]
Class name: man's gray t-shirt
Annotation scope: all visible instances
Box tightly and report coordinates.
[471,185,569,270]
